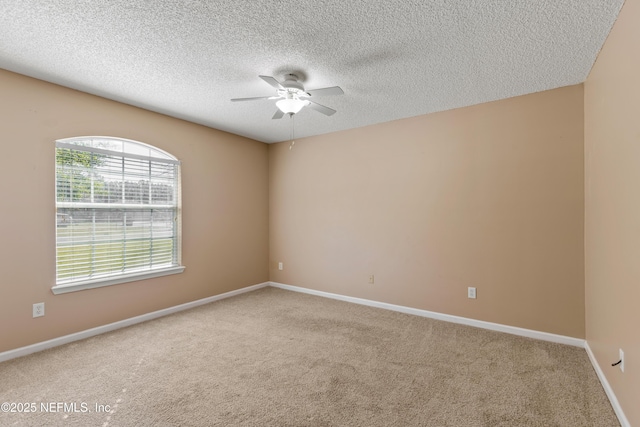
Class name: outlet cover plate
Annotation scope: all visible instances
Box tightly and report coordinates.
[33,302,45,318]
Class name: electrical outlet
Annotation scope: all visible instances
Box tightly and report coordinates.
[33,302,45,318]
[278,262,283,271]
[619,348,625,373]
[468,287,477,299]
[369,275,375,284]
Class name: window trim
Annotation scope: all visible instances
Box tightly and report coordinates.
[54,136,184,294]
[51,265,185,294]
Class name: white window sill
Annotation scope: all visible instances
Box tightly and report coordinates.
[52,266,186,295]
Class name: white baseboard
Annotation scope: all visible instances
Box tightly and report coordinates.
[0,282,270,363]
[1,280,584,360]
[269,282,585,348]
[585,342,630,427]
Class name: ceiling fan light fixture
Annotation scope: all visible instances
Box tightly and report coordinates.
[276,98,308,114]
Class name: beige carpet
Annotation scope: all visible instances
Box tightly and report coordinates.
[0,287,618,426]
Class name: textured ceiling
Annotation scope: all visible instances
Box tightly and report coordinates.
[0,0,624,143]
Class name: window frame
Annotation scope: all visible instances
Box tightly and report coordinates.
[52,136,184,295]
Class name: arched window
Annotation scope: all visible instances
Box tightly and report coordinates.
[54,136,184,294]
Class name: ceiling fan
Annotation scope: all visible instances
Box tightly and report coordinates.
[231,73,344,119]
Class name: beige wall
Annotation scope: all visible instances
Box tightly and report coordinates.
[0,69,269,352]
[270,85,585,338]
[585,0,640,424]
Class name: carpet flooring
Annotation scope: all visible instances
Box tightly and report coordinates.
[0,287,619,426]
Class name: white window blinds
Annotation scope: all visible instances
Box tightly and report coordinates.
[55,137,181,287]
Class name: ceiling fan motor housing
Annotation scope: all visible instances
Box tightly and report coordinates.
[282,74,305,92]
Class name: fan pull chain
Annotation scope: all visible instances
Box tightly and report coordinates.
[289,113,295,150]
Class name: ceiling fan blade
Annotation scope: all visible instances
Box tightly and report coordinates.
[259,75,284,89]
[306,101,336,116]
[305,86,344,97]
[272,109,285,120]
[231,96,274,102]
